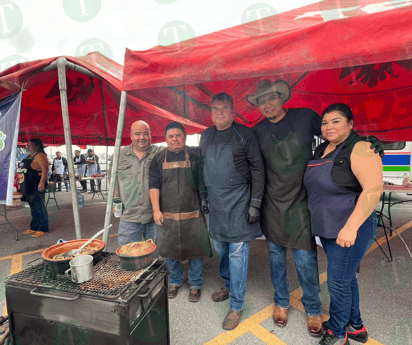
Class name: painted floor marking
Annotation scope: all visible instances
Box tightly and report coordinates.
[1,219,408,343]
[203,220,407,345]
[0,204,106,221]
[366,219,412,254]
[1,233,118,316]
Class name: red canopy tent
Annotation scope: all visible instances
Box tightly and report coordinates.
[0,52,206,145]
[123,0,412,141]
[0,52,206,241]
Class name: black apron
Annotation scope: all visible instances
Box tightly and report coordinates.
[261,123,314,250]
[156,148,212,261]
[203,143,261,242]
[303,140,358,238]
[18,152,46,197]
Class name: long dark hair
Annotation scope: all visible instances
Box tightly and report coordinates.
[28,138,46,154]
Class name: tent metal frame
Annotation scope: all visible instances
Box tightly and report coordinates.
[18,56,127,246]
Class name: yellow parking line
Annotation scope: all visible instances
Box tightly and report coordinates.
[1,217,405,343]
[9,255,22,277]
[204,217,404,345]
[0,248,45,262]
[249,325,287,344]
[0,204,106,221]
[203,304,274,345]
[3,255,23,316]
[0,234,117,262]
[366,219,412,254]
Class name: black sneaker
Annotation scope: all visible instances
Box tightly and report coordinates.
[346,324,368,343]
[318,329,350,345]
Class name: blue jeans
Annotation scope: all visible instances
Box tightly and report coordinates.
[27,191,49,233]
[167,258,203,289]
[118,219,157,246]
[267,241,321,316]
[213,240,250,311]
[320,211,377,338]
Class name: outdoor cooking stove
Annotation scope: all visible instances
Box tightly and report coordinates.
[5,253,169,345]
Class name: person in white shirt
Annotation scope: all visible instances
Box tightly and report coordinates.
[52,151,69,192]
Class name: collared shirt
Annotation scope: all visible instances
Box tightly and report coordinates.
[111,144,165,223]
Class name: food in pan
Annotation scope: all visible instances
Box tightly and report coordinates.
[52,245,100,260]
[117,241,155,257]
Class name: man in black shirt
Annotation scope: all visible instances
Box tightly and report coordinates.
[199,93,265,331]
[149,122,212,303]
[250,80,324,336]
[250,80,384,337]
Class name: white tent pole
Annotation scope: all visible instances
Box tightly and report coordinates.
[103,90,127,249]
[57,57,82,239]
[105,144,108,194]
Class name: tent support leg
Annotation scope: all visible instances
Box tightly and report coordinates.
[102,91,127,250]
[57,57,82,239]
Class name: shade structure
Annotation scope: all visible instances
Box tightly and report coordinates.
[123,0,412,141]
[0,52,206,145]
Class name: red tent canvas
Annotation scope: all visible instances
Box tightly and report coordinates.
[0,52,206,145]
[123,0,412,141]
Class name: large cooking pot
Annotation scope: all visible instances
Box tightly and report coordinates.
[116,239,156,271]
[42,239,106,275]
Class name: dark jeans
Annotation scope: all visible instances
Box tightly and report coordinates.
[320,211,377,338]
[90,179,101,192]
[79,180,87,191]
[27,191,49,233]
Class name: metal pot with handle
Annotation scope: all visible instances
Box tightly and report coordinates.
[116,239,157,271]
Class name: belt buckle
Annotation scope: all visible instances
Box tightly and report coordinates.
[174,163,181,168]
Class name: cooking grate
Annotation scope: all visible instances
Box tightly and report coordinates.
[7,253,150,300]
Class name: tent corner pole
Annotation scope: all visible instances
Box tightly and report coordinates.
[102,90,127,250]
[57,57,82,239]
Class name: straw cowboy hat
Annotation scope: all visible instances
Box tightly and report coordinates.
[246,80,291,107]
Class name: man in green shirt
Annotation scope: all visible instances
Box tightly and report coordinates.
[111,120,164,246]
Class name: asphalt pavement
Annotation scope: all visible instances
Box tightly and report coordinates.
[1,184,412,345]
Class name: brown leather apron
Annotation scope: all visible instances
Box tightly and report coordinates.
[156,147,212,261]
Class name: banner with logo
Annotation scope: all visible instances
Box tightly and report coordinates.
[0,92,22,205]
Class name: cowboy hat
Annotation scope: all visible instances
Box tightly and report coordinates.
[246,79,291,107]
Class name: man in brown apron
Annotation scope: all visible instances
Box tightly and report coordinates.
[149,122,212,303]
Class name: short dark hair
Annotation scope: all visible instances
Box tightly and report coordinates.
[211,92,234,109]
[322,103,354,123]
[28,138,46,154]
[56,151,61,154]
[165,121,186,137]
[87,149,94,153]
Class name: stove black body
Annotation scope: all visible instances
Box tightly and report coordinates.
[5,254,170,345]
